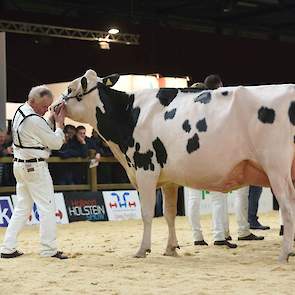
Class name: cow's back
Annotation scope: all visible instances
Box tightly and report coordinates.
[129,84,295,190]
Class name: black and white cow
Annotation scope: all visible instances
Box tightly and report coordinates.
[53,69,295,263]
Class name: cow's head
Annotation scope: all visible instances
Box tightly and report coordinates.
[52,69,119,127]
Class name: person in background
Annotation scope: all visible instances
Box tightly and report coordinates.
[53,125,88,184]
[187,74,263,248]
[87,129,113,184]
[64,124,76,142]
[248,186,270,230]
[0,128,14,186]
[0,128,13,157]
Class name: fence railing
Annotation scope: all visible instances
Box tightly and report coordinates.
[0,156,134,193]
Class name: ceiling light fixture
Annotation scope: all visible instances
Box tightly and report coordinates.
[108,28,119,34]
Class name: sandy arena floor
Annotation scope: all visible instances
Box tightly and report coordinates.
[1,212,295,295]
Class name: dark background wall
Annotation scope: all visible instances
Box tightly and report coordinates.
[6,24,295,102]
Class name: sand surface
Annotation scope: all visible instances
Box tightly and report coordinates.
[1,212,295,295]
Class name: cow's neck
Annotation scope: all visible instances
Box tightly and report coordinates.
[95,83,140,156]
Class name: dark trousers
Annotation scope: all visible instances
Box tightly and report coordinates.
[248,185,263,225]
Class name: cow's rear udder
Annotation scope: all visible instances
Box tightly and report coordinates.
[222,160,270,191]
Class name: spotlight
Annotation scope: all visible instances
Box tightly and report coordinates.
[108,28,119,34]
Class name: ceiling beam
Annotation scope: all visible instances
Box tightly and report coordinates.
[0,20,140,45]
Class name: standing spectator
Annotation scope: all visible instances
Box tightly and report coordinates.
[53,125,88,184]
[64,124,76,142]
[74,125,89,184]
[87,129,113,183]
[51,124,77,185]
[0,128,13,156]
[187,74,263,248]
[56,125,87,158]
[0,128,14,186]
[248,186,270,230]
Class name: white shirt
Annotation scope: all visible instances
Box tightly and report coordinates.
[12,102,65,160]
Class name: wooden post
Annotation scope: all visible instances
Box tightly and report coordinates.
[88,149,98,192]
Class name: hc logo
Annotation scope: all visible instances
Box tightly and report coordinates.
[0,197,14,227]
[109,192,136,209]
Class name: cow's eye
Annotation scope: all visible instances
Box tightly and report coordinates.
[68,88,72,94]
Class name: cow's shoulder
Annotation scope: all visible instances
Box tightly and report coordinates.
[96,83,140,154]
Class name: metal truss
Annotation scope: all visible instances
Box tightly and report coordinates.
[0,20,140,45]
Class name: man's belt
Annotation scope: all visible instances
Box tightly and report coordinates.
[14,158,45,163]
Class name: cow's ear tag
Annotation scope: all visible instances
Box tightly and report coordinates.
[81,76,88,92]
[102,74,120,87]
[106,78,112,86]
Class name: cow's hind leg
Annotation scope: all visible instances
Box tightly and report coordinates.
[268,171,295,263]
[134,174,157,258]
[162,184,180,257]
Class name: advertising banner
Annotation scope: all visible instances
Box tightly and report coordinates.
[63,191,108,222]
[11,193,69,225]
[103,190,142,221]
[0,196,14,227]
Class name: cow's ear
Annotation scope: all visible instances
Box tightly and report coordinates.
[102,74,120,87]
[81,76,88,92]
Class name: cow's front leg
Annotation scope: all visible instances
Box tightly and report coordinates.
[134,174,157,258]
[162,184,179,257]
[277,189,295,263]
[268,172,295,263]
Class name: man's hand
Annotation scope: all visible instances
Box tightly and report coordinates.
[54,103,66,129]
[76,133,86,144]
[95,153,101,161]
[48,107,55,124]
[6,146,13,155]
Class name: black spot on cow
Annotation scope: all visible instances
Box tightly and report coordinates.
[257,106,275,124]
[221,91,229,96]
[293,135,295,144]
[129,137,135,148]
[152,137,167,168]
[186,133,200,153]
[156,88,178,106]
[125,154,132,167]
[133,142,155,171]
[164,108,177,120]
[182,120,191,133]
[288,101,295,125]
[180,88,204,93]
[194,91,212,104]
[96,83,140,154]
[196,118,207,132]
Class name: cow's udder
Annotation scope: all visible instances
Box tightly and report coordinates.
[222,160,270,191]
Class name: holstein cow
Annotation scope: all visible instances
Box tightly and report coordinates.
[53,69,295,263]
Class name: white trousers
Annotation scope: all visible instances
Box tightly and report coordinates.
[234,186,251,238]
[187,189,204,241]
[1,161,57,256]
[211,192,229,241]
[187,187,251,241]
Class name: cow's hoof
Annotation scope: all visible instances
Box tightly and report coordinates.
[287,252,295,262]
[278,254,289,264]
[133,249,151,258]
[163,246,179,257]
[279,252,295,263]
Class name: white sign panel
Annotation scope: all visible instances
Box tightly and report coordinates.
[103,190,142,221]
[0,196,14,227]
[12,193,69,225]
